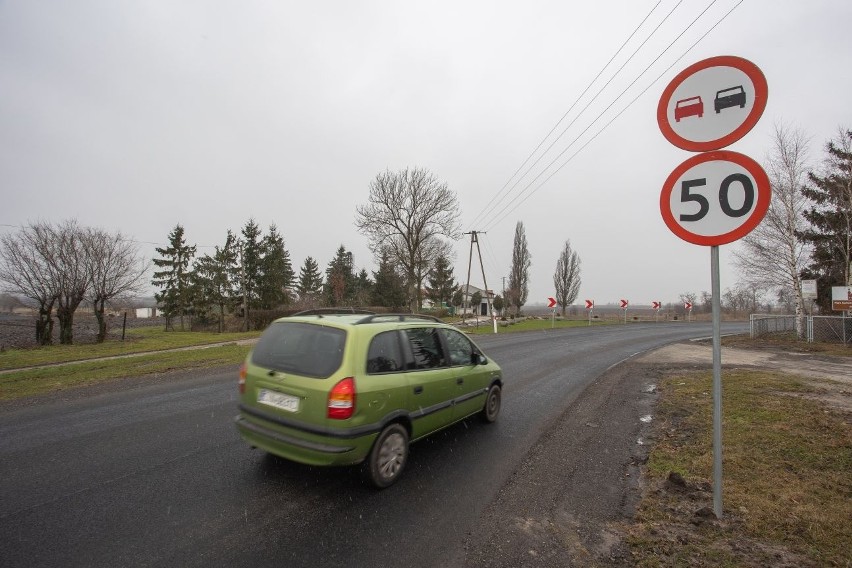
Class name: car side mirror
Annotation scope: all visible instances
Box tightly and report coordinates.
[471,352,487,365]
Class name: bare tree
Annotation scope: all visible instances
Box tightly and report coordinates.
[507,221,531,315]
[45,220,89,344]
[553,240,581,316]
[733,123,811,338]
[0,222,58,344]
[355,167,461,312]
[83,228,147,342]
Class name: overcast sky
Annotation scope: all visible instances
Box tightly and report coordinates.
[2,0,850,307]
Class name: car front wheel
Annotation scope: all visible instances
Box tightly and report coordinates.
[363,423,409,488]
[480,384,501,423]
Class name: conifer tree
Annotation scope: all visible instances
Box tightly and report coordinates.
[296,256,323,302]
[258,224,294,309]
[152,224,196,330]
[372,251,406,309]
[324,245,355,306]
[800,128,852,309]
[193,231,237,332]
[426,254,457,309]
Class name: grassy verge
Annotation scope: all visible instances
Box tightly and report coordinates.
[0,327,260,370]
[722,333,852,357]
[0,343,252,401]
[628,370,851,567]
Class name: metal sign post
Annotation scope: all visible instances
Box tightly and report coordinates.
[711,246,723,517]
[657,55,769,520]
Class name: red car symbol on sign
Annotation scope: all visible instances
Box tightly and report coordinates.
[657,55,768,152]
[674,96,703,122]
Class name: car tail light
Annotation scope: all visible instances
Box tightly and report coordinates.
[238,363,247,395]
[328,377,356,420]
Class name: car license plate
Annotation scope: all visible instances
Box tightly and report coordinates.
[257,389,300,413]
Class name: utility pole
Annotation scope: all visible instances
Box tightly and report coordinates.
[463,231,496,333]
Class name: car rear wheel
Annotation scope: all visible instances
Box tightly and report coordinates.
[363,423,409,488]
[480,384,501,423]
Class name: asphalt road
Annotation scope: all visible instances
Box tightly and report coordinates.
[0,322,746,568]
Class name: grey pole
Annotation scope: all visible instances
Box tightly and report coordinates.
[711,245,723,518]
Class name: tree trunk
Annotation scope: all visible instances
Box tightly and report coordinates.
[56,306,74,344]
[35,301,55,345]
[218,303,224,333]
[93,298,107,343]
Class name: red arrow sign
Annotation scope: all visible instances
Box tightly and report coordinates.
[585,300,594,309]
[547,297,557,308]
[684,302,693,310]
[652,301,661,310]
[620,299,629,309]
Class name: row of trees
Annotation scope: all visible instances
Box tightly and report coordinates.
[733,124,852,338]
[0,220,146,344]
[150,218,471,332]
[506,221,582,317]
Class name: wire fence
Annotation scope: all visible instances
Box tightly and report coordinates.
[750,313,852,345]
[809,316,852,345]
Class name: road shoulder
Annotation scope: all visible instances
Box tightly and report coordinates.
[463,357,661,567]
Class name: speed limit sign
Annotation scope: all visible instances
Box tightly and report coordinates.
[660,150,770,246]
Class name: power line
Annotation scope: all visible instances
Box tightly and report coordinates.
[486,0,745,230]
[481,0,735,232]
[468,1,665,229]
[474,1,687,231]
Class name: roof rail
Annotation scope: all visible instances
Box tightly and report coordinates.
[291,308,376,317]
[355,313,443,324]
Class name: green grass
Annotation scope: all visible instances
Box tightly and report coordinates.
[629,370,852,567]
[0,327,261,370]
[0,343,252,401]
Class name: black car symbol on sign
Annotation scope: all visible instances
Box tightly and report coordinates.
[714,85,746,113]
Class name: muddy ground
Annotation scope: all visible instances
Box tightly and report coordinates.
[462,341,851,567]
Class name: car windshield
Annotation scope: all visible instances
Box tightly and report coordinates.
[251,322,346,378]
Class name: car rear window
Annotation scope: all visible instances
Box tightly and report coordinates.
[251,322,346,378]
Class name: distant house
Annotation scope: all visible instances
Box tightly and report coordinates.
[135,307,158,318]
[460,284,494,317]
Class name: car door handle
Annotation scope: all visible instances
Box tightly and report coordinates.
[413,386,423,395]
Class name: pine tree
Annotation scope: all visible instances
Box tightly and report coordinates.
[426,254,457,309]
[372,251,406,309]
[800,128,852,310]
[324,245,356,306]
[192,230,237,332]
[258,224,294,309]
[151,224,196,330]
[354,268,373,306]
[296,256,323,302]
[239,219,263,315]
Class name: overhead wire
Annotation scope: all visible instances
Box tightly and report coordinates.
[473,1,687,231]
[500,0,747,220]
[468,1,664,229]
[481,0,734,232]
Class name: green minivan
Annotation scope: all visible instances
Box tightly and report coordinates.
[235,312,503,488]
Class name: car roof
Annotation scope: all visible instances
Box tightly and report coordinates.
[274,312,448,331]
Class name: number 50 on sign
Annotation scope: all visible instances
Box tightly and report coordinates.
[660,150,770,246]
